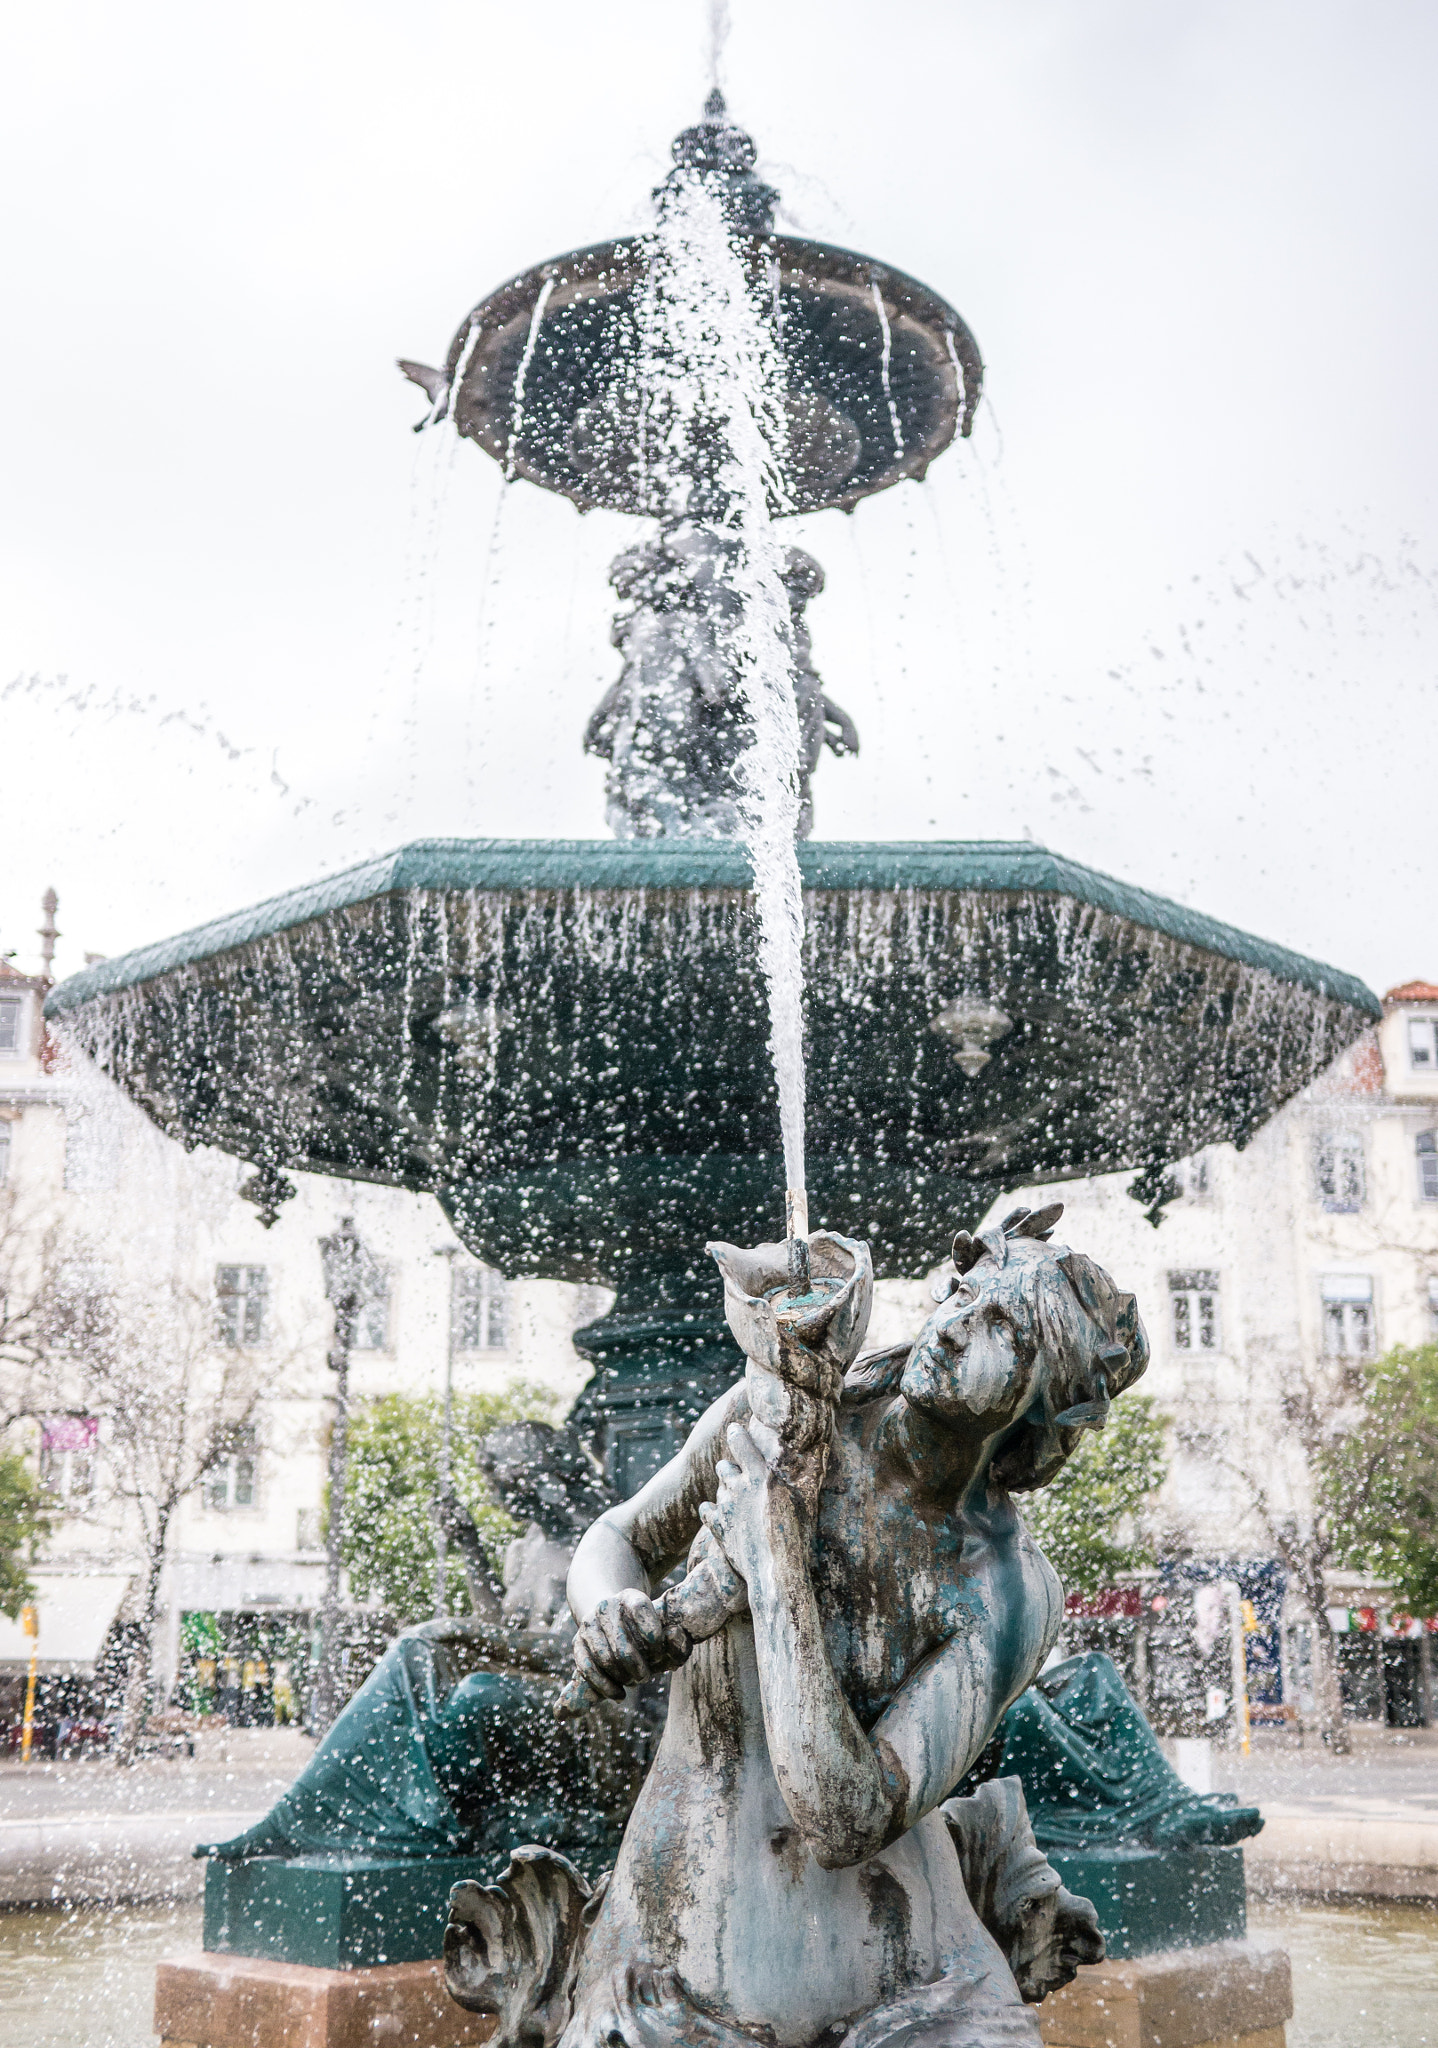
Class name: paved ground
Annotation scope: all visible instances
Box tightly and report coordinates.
[1216,1723,1438,1810]
[0,1727,311,1823]
[1216,1726,1438,1899]
[0,1729,312,1904]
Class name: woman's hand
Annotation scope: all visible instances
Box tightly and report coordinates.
[570,1588,673,1701]
[698,1422,797,1589]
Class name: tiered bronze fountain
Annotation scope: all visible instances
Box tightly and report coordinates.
[61,92,1357,2046]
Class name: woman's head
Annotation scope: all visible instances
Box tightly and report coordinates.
[897,1206,1148,1490]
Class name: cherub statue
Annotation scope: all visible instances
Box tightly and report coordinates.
[438,1420,617,1633]
[446,1205,1145,2048]
[583,523,859,839]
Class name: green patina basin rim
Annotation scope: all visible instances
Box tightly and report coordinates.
[44,840,1379,1017]
[44,839,1379,1283]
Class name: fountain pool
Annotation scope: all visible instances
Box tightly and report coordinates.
[0,1899,1432,2048]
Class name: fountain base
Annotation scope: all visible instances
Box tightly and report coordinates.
[202,1852,504,1973]
[155,1949,491,2048]
[1036,1939,1291,2046]
[1044,1844,1247,1959]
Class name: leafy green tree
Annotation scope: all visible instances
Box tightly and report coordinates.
[0,1449,48,1620]
[1326,1342,1438,1618]
[340,1386,556,1623]
[1021,1395,1169,1597]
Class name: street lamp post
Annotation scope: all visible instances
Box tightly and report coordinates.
[433,1245,459,1619]
[313,1216,370,1736]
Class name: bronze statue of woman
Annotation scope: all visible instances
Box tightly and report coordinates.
[447,1205,1145,2048]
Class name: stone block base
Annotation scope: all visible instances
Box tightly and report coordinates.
[1038,1939,1291,2048]
[1244,1809,1438,1900]
[155,1949,494,2048]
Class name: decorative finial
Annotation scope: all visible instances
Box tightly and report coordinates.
[38,889,59,981]
[239,1158,298,1228]
[660,96,778,235]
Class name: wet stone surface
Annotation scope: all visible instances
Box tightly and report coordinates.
[0,1898,1433,2047]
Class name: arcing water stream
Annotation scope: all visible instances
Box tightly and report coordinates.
[639,166,810,1239]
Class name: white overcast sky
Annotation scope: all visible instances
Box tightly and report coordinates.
[2,1,1433,995]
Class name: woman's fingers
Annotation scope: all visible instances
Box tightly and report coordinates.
[592,1594,661,1682]
[570,1591,669,1694]
[616,1593,667,1658]
[725,1421,766,1476]
[745,1415,783,1467]
[570,1629,627,1701]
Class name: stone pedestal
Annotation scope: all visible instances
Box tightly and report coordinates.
[1038,1940,1292,2048]
[155,1950,494,2048]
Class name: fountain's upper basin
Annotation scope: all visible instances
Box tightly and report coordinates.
[411,235,982,516]
[46,840,1377,1285]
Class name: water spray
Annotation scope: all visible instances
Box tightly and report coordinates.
[786,1187,810,1287]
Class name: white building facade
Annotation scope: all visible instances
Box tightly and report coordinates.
[992,978,1438,1726]
[0,927,605,1718]
[5,892,1435,1730]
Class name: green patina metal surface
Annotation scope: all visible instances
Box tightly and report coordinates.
[202,1851,492,1969]
[196,1808,1253,1970]
[45,839,1378,1488]
[970,1655,1259,1959]
[996,1654,1263,1854]
[1044,1844,1248,1959]
[43,840,1380,1016]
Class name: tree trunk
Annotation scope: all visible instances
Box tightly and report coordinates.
[113,1511,170,1766]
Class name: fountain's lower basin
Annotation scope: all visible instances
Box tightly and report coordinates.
[47,838,1377,1482]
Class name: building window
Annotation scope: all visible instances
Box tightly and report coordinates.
[452,1263,509,1352]
[0,1122,10,1183]
[1315,1131,1365,1213]
[216,1266,269,1347]
[1321,1274,1375,1359]
[350,1264,392,1351]
[1179,1154,1211,1200]
[1169,1270,1221,1351]
[1418,1132,1438,1203]
[38,1415,98,1505]
[48,1261,115,1354]
[203,1425,257,1510]
[1409,1018,1438,1071]
[0,995,23,1059]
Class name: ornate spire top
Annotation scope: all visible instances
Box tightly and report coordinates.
[38,888,58,981]
[657,91,778,235]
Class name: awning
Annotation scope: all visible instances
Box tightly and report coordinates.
[0,1572,132,1672]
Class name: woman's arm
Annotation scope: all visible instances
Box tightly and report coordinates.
[432,1491,504,1622]
[565,1381,748,1700]
[704,1428,1057,1866]
[702,1424,901,1868]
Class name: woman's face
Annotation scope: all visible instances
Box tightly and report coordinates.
[899,1240,1135,1482]
[900,1279,1033,1430]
